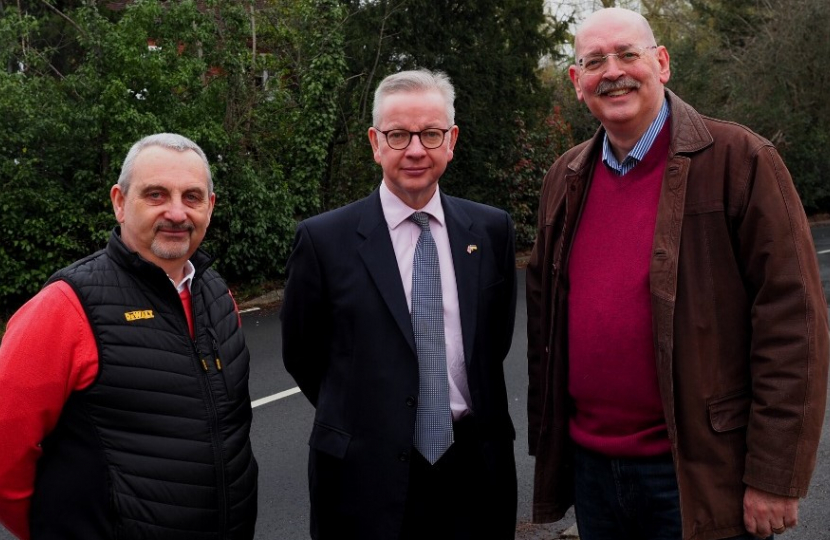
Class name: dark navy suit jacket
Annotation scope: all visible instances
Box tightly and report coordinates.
[281,188,517,539]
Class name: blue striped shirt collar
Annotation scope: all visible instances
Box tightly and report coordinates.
[602,98,670,176]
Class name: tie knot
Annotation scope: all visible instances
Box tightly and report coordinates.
[410,212,431,231]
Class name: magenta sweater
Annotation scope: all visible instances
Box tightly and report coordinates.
[567,123,672,457]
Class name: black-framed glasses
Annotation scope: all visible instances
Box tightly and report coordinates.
[578,46,658,73]
[374,127,452,150]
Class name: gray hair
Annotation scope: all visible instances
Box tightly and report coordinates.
[372,69,456,127]
[117,133,213,194]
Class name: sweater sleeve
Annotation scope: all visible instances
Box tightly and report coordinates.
[0,281,98,540]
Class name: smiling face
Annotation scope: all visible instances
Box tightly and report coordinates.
[568,8,671,144]
[368,89,459,210]
[110,145,215,280]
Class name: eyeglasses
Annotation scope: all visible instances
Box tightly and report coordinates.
[374,127,452,150]
[578,46,658,73]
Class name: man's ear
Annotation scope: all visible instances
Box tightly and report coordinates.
[110,184,126,223]
[446,124,460,162]
[568,65,585,102]
[207,192,216,226]
[368,127,382,165]
[657,45,671,84]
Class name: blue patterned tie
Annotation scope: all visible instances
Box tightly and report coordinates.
[409,212,453,465]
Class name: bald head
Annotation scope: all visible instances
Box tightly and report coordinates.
[574,8,657,58]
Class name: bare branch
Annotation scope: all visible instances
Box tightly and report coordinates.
[358,0,405,124]
[250,3,257,69]
[37,0,88,39]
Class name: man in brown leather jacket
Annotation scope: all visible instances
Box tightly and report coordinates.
[526,7,829,540]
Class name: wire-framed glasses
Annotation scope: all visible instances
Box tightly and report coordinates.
[578,46,658,73]
[374,127,452,150]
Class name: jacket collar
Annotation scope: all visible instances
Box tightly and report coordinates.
[106,227,214,283]
[568,89,714,175]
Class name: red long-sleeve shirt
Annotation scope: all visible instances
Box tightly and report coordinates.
[0,280,201,540]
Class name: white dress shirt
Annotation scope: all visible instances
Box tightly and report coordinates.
[170,260,196,293]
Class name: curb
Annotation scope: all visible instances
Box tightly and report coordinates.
[239,220,830,312]
[238,289,283,311]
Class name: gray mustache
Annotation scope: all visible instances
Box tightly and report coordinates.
[595,78,641,96]
[155,221,194,233]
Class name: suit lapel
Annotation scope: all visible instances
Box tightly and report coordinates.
[442,195,482,368]
[357,191,417,354]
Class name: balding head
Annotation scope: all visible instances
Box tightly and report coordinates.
[574,8,657,59]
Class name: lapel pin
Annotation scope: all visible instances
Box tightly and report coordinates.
[466,244,478,254]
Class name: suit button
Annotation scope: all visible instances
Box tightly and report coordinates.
[406,396,416,407]
[399,451,410,462]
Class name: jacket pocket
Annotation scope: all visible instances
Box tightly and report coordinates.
[482,275,505,290]
[707,390,751,432]
[309,421,351,459]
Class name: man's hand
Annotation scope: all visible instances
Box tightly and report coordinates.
[743,485,799,537]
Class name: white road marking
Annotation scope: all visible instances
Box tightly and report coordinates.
[244,248,830,410]
[252,387,301,408]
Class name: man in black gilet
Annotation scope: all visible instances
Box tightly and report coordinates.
[0,133,258,540]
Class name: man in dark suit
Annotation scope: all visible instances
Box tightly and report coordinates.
[281,69,518,540]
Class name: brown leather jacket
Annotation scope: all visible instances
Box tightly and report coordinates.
[526,90,829,540]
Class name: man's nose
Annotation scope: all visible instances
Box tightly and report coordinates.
[602,55,627,77]
[405,133,428,155]
[164,198,189,222]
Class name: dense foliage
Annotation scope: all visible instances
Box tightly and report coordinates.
[1,0,827,315]
[0,0,345,311]
[563,0,830,211]
[325,0,570,223]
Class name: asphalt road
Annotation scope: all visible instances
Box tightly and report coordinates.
[243,269,575,540]
[2,224,829,540]
[248,225,830,540]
